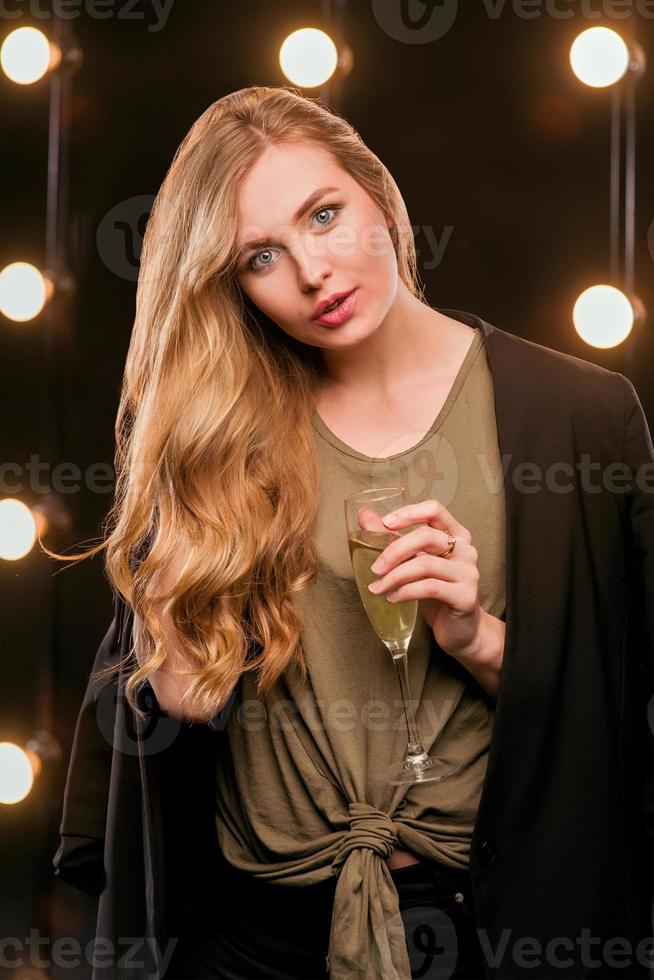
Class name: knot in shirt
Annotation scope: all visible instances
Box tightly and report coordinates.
[331,801,399,876]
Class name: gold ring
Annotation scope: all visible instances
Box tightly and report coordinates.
[439,532,457,559]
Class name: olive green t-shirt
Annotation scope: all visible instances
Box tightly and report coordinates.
[213,320,506,979]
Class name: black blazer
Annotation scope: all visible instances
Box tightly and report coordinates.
[53,310,654,979]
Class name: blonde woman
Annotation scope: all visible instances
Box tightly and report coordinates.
[53,86,653,980]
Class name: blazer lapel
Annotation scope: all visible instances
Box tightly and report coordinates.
[438,309,575,819]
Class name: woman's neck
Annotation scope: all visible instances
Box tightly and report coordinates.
[317,289,475,404]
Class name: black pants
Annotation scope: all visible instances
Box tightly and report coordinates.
[168,853,487,979]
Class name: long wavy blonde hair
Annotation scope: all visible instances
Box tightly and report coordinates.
[45,85,425,722]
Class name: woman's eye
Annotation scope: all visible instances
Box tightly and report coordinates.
[248,248,279,273]
[312,205,339,227]
[247,204,341,273]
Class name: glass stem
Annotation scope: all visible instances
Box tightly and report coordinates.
[387,637,429,765]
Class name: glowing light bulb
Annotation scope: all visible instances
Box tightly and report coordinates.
[570,28,630,88]
[0,499,38,561]
[0,27,60,85]
[279,28,338,88]
[573,285,634,349]
[0,743,34,804]
[0,262,52,322]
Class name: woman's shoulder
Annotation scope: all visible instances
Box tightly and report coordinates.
[484,317,625,400]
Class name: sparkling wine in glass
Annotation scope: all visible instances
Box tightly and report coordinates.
[345,486,463,785]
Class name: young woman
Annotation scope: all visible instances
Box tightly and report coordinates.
[53,86,653,980]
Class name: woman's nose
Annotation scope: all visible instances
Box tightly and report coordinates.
[292,243,332,291]
[300,269,331,293]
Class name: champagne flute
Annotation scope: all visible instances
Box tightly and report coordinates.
[344,486,463,785]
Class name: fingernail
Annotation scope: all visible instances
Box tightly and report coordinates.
[383,514,397,525]
[371,558,384,573]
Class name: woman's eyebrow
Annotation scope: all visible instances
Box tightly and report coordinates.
[236,185,341,258]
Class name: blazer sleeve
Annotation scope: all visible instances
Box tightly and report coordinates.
[51,588,126,899]
[617,373,654,865]
[52,584,238,899]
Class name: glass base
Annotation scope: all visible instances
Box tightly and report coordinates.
[374,753,464,786]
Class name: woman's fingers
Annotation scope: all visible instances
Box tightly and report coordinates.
[368,553,469,596]
[382,498,472,544]
[371,521,474,575]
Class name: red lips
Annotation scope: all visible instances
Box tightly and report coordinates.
[312,289,356,320]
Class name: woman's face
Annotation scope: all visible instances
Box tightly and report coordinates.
[233,142,399,351]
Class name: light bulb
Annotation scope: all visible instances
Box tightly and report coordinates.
[0,743,34,804]
[0,27,60,85]
[279,28,338,88]
[573,285,634,349]
[0,262,53,322]
[570,28,630,88]
[0,499,38,561]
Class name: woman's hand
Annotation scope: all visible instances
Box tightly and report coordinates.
[361,498,485,661]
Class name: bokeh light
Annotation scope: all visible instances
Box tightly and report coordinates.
[0,263,52,322]
[570,28,630,88]
[0,27,57,85]
[279,28,338,88]
[0,743,34,805]
[573,285,634,348]
[0,499,39,561]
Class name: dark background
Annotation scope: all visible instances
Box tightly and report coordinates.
[1,0,653,975]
